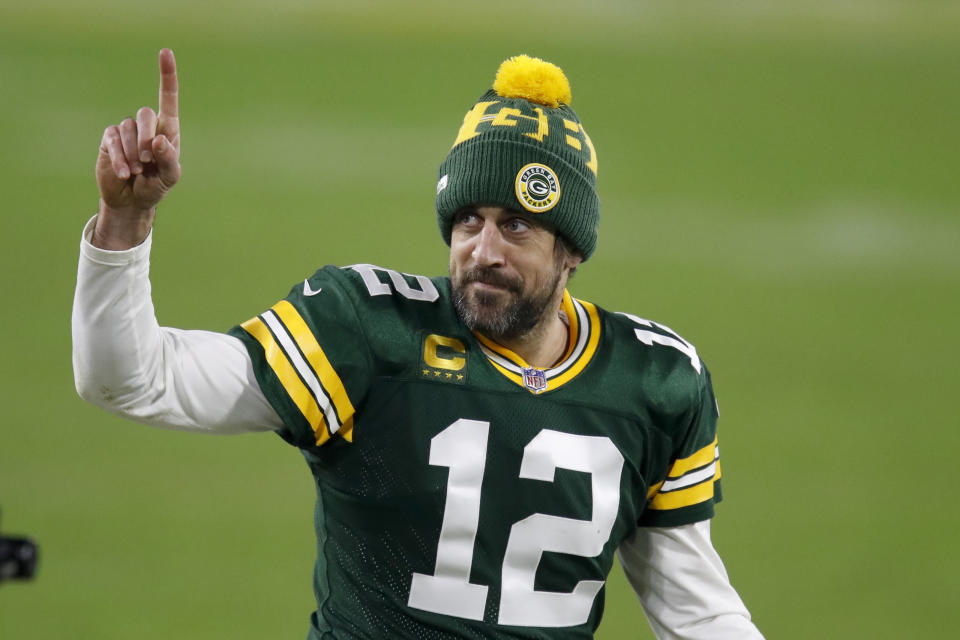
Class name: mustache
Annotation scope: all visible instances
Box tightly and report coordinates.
[460,267,523,293]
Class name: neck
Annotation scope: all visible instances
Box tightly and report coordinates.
[493,295,570,368]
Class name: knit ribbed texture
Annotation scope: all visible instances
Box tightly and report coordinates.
[435,81,600,260]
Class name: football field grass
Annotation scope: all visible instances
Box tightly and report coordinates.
[1,2,958,637]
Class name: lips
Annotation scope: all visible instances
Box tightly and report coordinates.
[470,281,508,296]
[462,268,522,294]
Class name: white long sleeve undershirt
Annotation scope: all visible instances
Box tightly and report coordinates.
[71,216,279,433]
[71,216,763,639]
[618,521,764,639]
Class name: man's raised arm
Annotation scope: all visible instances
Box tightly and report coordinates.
[93,48,181,250]
[73,49,280,434]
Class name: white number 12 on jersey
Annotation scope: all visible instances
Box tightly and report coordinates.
[407,419,624,627]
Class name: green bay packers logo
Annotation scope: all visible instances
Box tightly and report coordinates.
[515,163,560,213]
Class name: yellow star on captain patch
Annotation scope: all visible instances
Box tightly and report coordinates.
[422,369,430,376]
[457,374,464,380]
[445,373,453,378]
[434,371,441,377]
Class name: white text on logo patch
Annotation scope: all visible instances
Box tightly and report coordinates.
[515,163,560,213]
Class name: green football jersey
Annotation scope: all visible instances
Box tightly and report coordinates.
[229,263,723,639]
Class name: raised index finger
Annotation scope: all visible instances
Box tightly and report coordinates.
[157,49,179,136]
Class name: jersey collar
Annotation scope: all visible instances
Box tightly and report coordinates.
[473,290,601,394]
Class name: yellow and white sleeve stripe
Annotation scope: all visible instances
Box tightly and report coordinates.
[241,300,355,445]
[647,437,721,511]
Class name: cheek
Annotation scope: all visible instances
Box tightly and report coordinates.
[447,254,457,281]
[520,250,558,287]
[448,239,472,272]
[529,262,565,296]
[448,248,466,281]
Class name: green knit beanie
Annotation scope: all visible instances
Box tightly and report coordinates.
[435,55,600,260]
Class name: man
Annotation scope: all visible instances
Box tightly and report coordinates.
[73,49,764,639]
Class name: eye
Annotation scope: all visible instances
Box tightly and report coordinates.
[453,210,480,228]
[503,218,531,233]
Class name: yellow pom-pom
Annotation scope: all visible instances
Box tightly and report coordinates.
[492,54,571,109]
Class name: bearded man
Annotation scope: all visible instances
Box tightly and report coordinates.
[73,50,764,639]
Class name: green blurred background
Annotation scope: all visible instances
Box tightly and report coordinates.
[1,1,958,637]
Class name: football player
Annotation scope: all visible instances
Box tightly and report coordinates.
[74,49,764,639]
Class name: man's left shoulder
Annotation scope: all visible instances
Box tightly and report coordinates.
[590,300,707,379]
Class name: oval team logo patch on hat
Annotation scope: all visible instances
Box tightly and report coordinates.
[515,163,560,213]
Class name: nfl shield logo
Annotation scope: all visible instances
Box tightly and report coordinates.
[521,367,548,393]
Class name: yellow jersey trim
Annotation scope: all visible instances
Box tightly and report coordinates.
[473,290,600,394]
[649,477,717,511]
[558,290,580,363]
[669,436,718,478]
[648,437,722,511]
[240,316,333,445]
[271,301,355,442]
[546,299,600,388]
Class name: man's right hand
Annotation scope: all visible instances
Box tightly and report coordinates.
[93,48,181,249]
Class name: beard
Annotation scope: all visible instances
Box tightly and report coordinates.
[451,264,564,341]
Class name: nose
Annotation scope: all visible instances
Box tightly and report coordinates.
[471,219,505,267]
